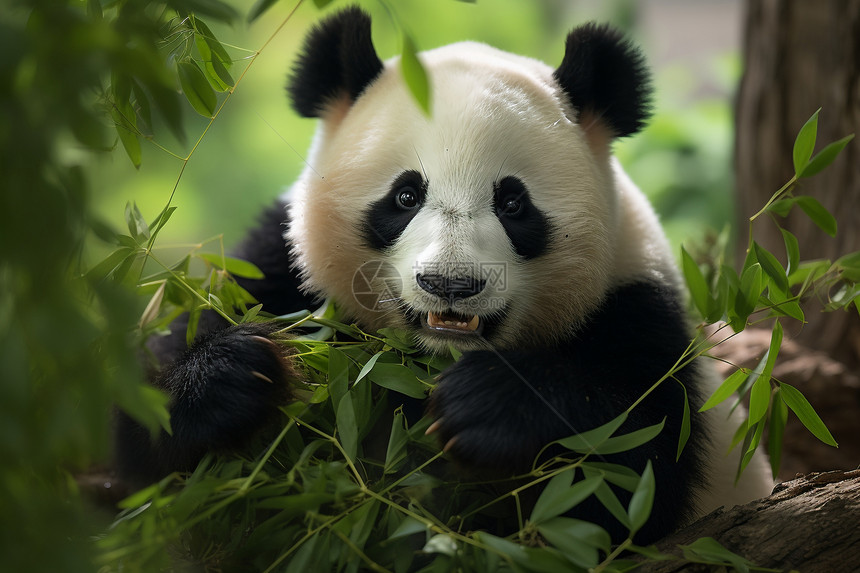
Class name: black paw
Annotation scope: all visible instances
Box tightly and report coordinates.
[117,323,296,480]
[427,351,559,473]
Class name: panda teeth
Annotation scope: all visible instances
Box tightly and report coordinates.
[427,312,480,332]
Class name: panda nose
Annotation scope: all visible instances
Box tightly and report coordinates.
[415,273,486,301]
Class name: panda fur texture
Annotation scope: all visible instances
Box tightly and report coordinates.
[116,7,773,544]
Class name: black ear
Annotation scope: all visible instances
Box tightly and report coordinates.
[553,23,652,138]
[287,7,384,118]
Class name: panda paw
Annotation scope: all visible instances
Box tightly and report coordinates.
[427,352,557,473]
[149,323,296,471]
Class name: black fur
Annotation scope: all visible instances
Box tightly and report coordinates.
[494,176,550,259]
[553,23,653,138]
[362,170,426,250]
[115,201,316,482]
[287,6,383,118]
[116,323,295,481]
[428,281,707,543]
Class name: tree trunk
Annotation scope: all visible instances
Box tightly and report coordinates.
[639,470,860,572]
[735,0,860,368]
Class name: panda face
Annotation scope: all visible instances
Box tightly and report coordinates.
[288,43,619,352]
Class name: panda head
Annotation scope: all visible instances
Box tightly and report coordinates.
[286,7,656,353]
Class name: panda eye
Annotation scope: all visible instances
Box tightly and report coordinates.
[500,196,523,216]
[494,176,529,219]
[395,186,419,210]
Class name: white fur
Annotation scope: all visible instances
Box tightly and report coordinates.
[286,39,773,515]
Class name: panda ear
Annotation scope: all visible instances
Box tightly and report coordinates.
[287,7,383,118]
[553,23,652,139]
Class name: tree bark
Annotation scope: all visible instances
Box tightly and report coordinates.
[735,0,860,368]
[639,469,860,572]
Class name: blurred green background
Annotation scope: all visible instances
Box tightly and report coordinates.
[88,0,739,257]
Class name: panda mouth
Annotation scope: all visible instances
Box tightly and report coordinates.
[423,311,483,335]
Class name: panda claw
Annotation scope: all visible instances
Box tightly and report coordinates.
[250,370,274,384]
[443,436,458,453]
[250,334,279,350]
[425,419,443,435]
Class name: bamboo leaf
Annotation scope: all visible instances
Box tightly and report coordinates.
[627,461,655,535]
[780,228,800,276]
[555,412,628,453]
[681,246,711,319]
[753,241,788,293]
[792,108,819,176]
[767,387,788,479]
[197,253,264,279]
[795,196,837,237]
[401,33,430,115]
[177,60,217,117]
[779,382,838,447]
[800,134,855,178]
[530,471,603,524]
[676,381,691,461]
[699,369,749,412]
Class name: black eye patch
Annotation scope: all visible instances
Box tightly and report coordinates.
[494,176,549,259]
[362,170,427,250]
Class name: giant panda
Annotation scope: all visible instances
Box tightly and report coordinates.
[116,6,774,544]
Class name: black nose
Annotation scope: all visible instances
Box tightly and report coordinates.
[415,273,486,301]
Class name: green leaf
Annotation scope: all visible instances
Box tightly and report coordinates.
[530,471,603,524]
[336,391,358,461]
[177,60,217,117]
[538,517,610,553]
[780,229,800,277]
[555,412,628,453]
[747,321,781,427]
[627,461,655,535]
[753,241,788,293]
[591,480,631,530]
[766,197,796,217]
[735,262,763,323]
[248,0,280,22]
[736,419,765,483]
[367,363,427,399]
[388,516,427,540]
[680,537,754,573]
[681,246,711,319]
[792,108,819,176]
[538,518,606,568]
[474,532,573,573]
[593,418,665,455]
[195,35,234,91]
[384,411,409,474]
[401,33,430,115]
[779,382,838,447]
[767,387,788,479]
[124,202,150,241]
[676,381,691,461]
[355,351,383,384]
[111,107,141,168]
[198,253,265,279]
[699,370,747,414]
[795,196,837,237]
[800,134,855,178]
[328,347,349,413]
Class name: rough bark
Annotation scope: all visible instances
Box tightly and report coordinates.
[735,0,860,369]
[639,470,860,572]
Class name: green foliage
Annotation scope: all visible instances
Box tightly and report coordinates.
[681,109,853,483]
[4,0,854,571]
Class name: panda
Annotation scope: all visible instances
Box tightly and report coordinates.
[116,6,773,544]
